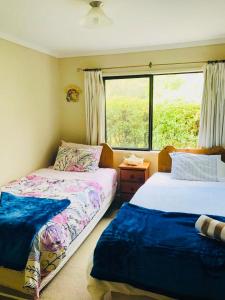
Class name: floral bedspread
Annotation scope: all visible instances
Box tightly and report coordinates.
[2,174,105,298]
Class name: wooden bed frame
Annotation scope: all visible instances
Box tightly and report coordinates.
[99,143,114,168]
[158,145,225,172]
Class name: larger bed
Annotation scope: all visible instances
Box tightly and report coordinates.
[0,143,117,300]
[87,145,225,300]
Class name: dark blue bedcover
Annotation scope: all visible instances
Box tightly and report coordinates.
[0,192,70,271]
[91,203,225,300]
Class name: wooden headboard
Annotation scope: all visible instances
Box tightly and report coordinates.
[99,143,114,168]
[158,145,225,172]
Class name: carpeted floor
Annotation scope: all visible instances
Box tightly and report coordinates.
[40,207,115,300]
[40,202,152,300]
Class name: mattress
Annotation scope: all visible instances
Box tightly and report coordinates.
[88,172,225,300]
[34,168,117,200]
[131,172,225,215]
[0,167,117,299]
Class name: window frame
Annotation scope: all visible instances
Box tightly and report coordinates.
[104,71,202,151]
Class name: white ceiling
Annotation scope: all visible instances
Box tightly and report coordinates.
[0,0,225,58]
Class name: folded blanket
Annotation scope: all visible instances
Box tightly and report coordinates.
[195,215,225,242]
[0,192,70,270]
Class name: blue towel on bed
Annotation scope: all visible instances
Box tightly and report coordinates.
[91,203,225,300]
[0,192,70,271]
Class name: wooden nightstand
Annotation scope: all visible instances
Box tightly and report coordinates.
[119,162,150,202]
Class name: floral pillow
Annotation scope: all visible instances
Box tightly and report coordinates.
[61,141,102,166]
[53,146,99,172]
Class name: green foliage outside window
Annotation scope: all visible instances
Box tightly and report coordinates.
[153,99,200,149]
[106,97,149,149]
[105,73,203,150]
[106,97,200,150]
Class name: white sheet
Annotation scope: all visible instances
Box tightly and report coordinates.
[131,172,225,216]
[33,167,117,199]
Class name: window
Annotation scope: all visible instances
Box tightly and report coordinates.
[153,73,204,149]
[105,76,150,150]
[105,72,204,150]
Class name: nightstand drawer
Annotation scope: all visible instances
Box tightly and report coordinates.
[120,182,142,193]
[120,170,145,182]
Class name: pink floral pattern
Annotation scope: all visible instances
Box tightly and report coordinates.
[53,146,100,172]
[2,174,104,298]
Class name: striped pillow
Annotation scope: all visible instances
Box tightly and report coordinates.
[195,215,225,242]
[217,159,225,181]
[170,152,220,182]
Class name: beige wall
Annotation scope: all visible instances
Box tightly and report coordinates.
[59,43,225,173]
[1,40,225,184]
[0,38,60,185]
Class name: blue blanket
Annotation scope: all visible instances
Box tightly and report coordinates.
[0,192,70,271]
[91,203,225,300]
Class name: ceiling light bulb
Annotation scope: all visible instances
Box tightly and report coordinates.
[80,1,113,29]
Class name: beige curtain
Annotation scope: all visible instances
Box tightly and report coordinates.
[198,62,225,148]
[84,70,105,145]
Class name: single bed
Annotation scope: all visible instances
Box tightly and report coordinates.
[87,145,225,300]
[0,143,117,300]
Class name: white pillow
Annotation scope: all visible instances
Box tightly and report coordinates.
[217,159,225,182]
[170,152,221,182]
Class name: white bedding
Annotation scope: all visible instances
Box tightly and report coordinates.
[131,172,225,216]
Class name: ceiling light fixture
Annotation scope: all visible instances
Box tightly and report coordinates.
[80,1,113,29]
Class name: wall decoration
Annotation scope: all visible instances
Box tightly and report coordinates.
[65,85,81,102]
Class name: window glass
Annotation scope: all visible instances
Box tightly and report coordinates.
[105,77,150,149]
[153,73,204,149]
[105,72,204,150]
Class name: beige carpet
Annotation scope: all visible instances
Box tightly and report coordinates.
[40,208,115,300]
[39,204,153,300]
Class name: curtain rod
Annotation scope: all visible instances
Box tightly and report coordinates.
[77,59,225,72]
